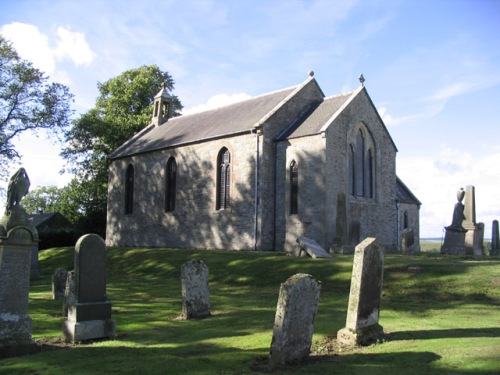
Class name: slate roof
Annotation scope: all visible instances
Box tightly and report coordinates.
[109,85,299,159]
[278,91,354,140]
[396,176,421,206]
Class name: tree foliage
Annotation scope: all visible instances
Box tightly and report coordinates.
[61,65,182,235]
[22,185,80,224]
[0,35,73,177]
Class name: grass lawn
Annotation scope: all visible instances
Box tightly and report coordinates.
[1,245,499,374]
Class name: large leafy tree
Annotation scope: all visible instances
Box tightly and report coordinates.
[62,65,182,235]
[22,185,81,224]
[0,35,73,178]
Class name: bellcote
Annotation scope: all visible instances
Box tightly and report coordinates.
[152,84,173,126]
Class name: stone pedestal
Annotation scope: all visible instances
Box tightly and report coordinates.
[0,222,38,354]
[441,227,466,255]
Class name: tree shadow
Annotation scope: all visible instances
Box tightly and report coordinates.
[386,327,500,341]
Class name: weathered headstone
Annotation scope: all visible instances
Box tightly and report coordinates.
[0,168,39,357]
[337,237,385,346]
[491,220,499,256]
[62,234,116,342]
[181,260,210,319]
[62,270,75,317]
[269,273,321,367]
[52,268,68,300]
[462,186,484,255]
[30,244,39,280]
[296,237,331,258]
[401,228,415,255]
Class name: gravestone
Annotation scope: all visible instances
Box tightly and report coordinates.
[296,237,331,258]
[62,234,116,342]
[62,270,75,317]
[441,188,467,254]
[52,268,68,300]
[0,168,39,357]
[401,228,415,255]
[461,186,484,255]
[30,244,39,280]
[269,273,321,367]
[181,260,210,319]
[491,220,499,256]
[337,237,385,346]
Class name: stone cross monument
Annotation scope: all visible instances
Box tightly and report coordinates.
[0,168,39,356]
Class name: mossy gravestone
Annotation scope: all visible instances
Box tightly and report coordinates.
[337,237,385,346]
[181,260,211,319]
[0,168,39,357]
[62,234,116,342]
[269,273,321,367]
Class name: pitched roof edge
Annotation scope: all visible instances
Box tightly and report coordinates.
[396,175,422,206]
[318,86,361,133]
[108,123,156,160]
[254,75,322,129]
[361,86,398,152]
[108,128,254,160]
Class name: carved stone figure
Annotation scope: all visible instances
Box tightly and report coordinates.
[449,187,465,230]
[5,168,30,214]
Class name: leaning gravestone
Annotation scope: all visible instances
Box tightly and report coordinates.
[491,220,499,256]
[52,268,68,300]
[62,270,75,317]
[62,234,116,342]
[337,237,385,346]
[0,168,39,357]
[296,236,331,258]
[181,260,211,319]
[269,273,321,367]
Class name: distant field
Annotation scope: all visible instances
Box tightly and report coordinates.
[420,239,493,255]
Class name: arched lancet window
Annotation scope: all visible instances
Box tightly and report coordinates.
[125,164,134,214]
[216,148,231,210]
[165,157,177,212]
[404,211,409,229]
[290,160,298,215]
[349,144,355,196]
[367,149,374,198]
[355,130,365,197]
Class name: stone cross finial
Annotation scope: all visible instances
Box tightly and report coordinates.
[359,74,365,86]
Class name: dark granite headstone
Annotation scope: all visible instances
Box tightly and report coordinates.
[491,220,499,256]
[62,234,115,342]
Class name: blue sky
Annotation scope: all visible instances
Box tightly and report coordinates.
[1,0,499,238]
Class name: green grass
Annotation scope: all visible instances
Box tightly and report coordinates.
[1,247,499,374]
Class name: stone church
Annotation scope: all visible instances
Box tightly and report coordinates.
[106,72,420,252]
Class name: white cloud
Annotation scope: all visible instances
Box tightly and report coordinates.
[0,22,94,82]
[182,93,252,115]
[0,22,55,74]
[54,26,95,66]
[397,146,500,239]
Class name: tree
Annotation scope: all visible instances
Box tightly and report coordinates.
[22,185,81,224]
[61,65,182,235]
[0,35,73,178]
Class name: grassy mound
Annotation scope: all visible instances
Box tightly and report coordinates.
[1,246,499,374]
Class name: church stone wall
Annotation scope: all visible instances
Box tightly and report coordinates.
[325,88,398,248]
[106,133,259,250]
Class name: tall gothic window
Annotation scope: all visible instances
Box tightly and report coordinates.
[367,149,374,198]
[165,157,177,212]
[290,160,298,215]
[349,144,355,196]
[349,127,375,199]
[355,130,365,197]
[216,148,231,210]
[125,164,134,214]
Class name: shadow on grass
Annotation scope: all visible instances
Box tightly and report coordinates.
[387,327,500,341]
